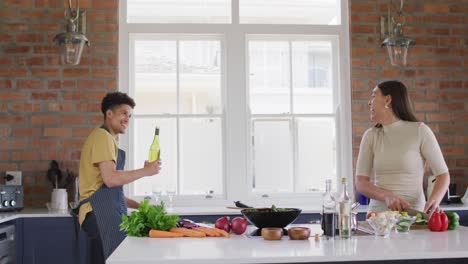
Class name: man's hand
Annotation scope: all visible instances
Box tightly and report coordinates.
[384,194,411,212]
[144,159,161,176]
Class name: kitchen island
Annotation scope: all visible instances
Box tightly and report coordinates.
[107,225,468,264]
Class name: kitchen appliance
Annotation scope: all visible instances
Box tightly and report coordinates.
[0,185,23,212]
[0,225,15,264]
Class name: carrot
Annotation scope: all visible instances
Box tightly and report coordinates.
[213,228,230,238]
[169,228,206,238]
[149,229,184,238]
[193,227,219,237]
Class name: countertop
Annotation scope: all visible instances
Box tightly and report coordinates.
[0,208,70,224]
[107,224,468,264]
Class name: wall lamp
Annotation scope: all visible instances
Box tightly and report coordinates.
[381,0,415,67]
[53,0,90,66]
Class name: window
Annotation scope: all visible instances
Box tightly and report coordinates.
[119,0,351,207]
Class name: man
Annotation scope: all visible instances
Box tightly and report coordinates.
[78,92,160,263]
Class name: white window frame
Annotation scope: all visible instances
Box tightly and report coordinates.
[119,0,352,207]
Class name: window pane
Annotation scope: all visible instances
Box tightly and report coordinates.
[180,41,222,114]
[127,0,231,24]
[179,118,223,195]
[249,41,290,114]
[296,118,335,192]
[252,119,292,193]
[292,41,333,114]
[134,40,177,114]
[133,118,177,196]
[240,0,340,25]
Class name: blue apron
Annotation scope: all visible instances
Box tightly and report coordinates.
[72,147,128,260]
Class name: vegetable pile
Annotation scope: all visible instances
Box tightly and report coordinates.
[120,200,180,237]
[242,204,291,213]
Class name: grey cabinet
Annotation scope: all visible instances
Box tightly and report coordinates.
[22,217,78,264]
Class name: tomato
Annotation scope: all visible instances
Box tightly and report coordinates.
[366,212,378,219]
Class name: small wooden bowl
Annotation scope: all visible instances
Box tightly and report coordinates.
[261,227,283,240]
[288,227,311,240]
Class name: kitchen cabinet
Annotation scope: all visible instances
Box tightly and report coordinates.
[21,217,78,264]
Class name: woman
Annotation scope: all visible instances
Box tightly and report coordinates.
[355,80,450,215]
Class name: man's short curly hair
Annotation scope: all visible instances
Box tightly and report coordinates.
[101,92,136,116]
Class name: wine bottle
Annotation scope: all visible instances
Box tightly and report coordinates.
[338,177,351,239]
[148,127,160,162]
[321,179,336,239]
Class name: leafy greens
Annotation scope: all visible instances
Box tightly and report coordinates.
[120,200,180,237]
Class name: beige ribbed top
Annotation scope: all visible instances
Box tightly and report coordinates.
[356,121,448,212]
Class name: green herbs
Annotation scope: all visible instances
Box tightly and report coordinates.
[414,212,428,225]
[243,205,291,213]
[120,200,180,237]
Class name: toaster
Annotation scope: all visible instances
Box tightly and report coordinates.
[0,185,24,211]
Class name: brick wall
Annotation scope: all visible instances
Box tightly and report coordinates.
[0,0,466,207]
[351,0,468,195]
[0,0,117,207]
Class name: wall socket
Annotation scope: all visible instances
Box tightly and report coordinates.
[5,171,22,185]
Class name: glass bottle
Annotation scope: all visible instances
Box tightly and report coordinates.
[338,177,351,239]
[148,126,160,162]
[321,179,336,239]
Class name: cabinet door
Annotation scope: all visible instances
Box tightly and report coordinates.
[22,217,78,264]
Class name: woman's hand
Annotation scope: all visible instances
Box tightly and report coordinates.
[384,194,411,211]
[424,199,441,218]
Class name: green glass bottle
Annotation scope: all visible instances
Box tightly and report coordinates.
[148,127,160,162]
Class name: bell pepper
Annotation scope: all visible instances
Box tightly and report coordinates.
[445,211,460,230]
[428,212,449,232]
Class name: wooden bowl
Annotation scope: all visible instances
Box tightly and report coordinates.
[261,227,283,240]
[288,227,310,240]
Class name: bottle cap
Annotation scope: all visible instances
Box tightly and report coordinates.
[155,127,160,135]
[341,177,347,184]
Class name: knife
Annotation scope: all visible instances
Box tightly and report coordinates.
[404,208,429,220]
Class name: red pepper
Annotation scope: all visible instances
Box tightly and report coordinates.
[428,212,449,232]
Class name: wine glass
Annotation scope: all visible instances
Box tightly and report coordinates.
[152,186,163,205]
[166,188,176,209]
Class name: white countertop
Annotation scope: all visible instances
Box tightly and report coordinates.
[108,225,468,264]
[0,208,70,224]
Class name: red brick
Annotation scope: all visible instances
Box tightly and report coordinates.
[62,139,84,149]
[0,68,27,78]
[0,128,10,137]
[3,46,30,54]
[0,34,13,41]
[31,115,58,125]
[16,33,44,42]
[63,68,90,78]
[1,92,28,101]
[31,23,60,31]
[87,11,117,21]
[0,152,10,161]
[18,57,45,66]
[33,46,56,54]
[0,80,12,89]
[20,10,49,19]
[72,127,94,137]
[41,150,72,160]
[12,128,41,137]
[92,1,118,9]
[48,102,74,112]
[440,81,462,89]
[0,164,18,171]
[76,103,100,112]
[44,128,71,137]
[32,139,58,149]
[19,162,49,171]
[0,10,17,19]
[4,0,32,7]
[0,139,27,150]
[48,80,75,89]
[351,3,375,12]
[60,115,88,125]
[439,103,465,111]
[414,102,438,111]
[426,113,452,122]
[441,146,465,156]
[453,113,468,121]
[91,23,117,32]
[12,151,40,161]
[1,23,28,32]
[31,68,60,77]
[0,58,14,65]
[31,92,58,100]
[456,159,468,167]
[63,91,106,100]
[17,80,42,89]
[454,136,468,145]
[92,69,115,78]
[11,103,41,112]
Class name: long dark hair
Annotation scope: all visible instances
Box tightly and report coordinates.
[375,80,418,128]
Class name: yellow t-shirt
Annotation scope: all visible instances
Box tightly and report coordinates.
[78,127,118,225]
